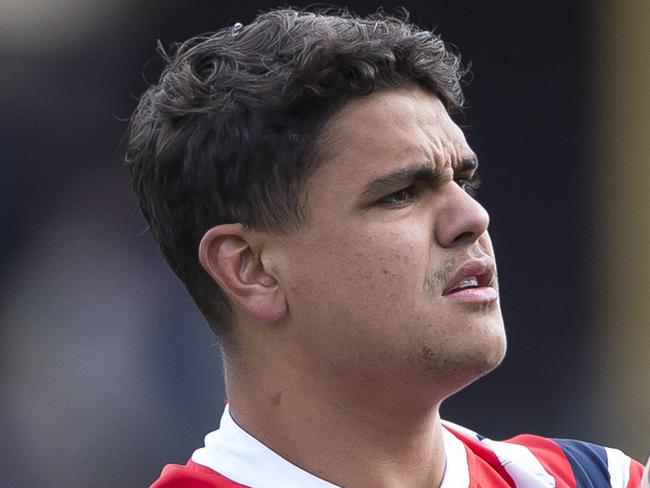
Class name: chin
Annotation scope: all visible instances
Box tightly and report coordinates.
[471,318,507,374]
[473,336,507,378]
[464,309,507,372]
[417,322,507,395]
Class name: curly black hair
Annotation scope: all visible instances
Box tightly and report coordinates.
[125,7,466,345]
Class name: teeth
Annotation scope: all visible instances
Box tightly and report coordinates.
[456,276,478,289]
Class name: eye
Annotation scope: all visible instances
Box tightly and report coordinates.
[454,172,481,197]
[377,186,417,207]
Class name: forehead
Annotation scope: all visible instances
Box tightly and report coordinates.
[315,87,471,186]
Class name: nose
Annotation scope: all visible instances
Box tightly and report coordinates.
[435,183,490,248]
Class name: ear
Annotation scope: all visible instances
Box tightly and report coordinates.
[199,224,287,322]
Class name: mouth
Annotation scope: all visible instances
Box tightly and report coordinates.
[442,258,497,303]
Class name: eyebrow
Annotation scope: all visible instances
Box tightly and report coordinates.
[360,156,479,198]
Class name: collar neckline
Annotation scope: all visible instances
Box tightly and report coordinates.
[191,405,468,488]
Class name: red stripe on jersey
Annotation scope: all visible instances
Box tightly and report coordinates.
[446,426,517,487]
[627,457,644,488]
[149,460,250,488]
[507,434,576,488]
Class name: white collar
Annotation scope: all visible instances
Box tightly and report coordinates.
[440,425,470,488]
[191,405,469,488]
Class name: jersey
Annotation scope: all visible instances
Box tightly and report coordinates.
[150,405,645,487]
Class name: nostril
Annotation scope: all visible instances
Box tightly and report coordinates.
[452,231,476,245]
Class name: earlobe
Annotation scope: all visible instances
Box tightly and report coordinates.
[199,224,287,322]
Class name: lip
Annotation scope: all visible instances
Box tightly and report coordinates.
[442,258,497,302]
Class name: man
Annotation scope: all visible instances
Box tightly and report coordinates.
[126,8,648,488]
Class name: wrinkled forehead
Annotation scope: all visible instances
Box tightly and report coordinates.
[314,87,473,184]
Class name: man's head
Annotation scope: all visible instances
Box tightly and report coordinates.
[126,8,505,393]
[126,8,464,342]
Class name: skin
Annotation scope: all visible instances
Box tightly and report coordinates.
[200,86,507,487]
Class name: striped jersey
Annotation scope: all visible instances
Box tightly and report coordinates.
[150,405,645,487]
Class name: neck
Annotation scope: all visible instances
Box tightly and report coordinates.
[224,353,447,488]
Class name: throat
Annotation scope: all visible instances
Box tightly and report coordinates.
[229,389,447,488]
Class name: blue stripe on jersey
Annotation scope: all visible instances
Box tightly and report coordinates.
[553,439,610,487]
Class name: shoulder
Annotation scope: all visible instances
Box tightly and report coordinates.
[149,460,250,488]
[509,434,643,487]
[443,421,644,488]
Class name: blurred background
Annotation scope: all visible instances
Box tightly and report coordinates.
[1,0,649,486]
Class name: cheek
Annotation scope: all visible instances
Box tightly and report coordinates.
[290,228,429,319]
